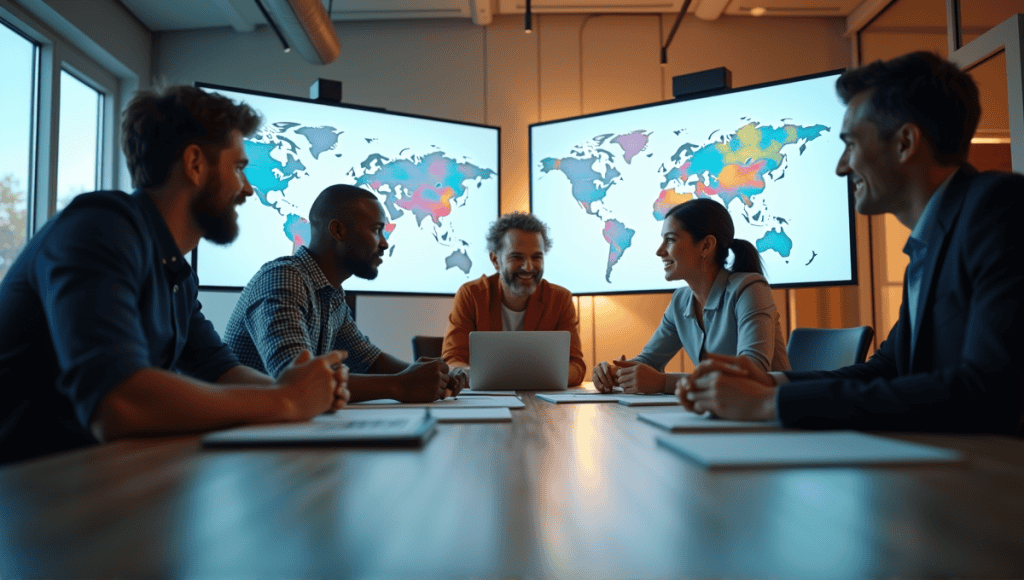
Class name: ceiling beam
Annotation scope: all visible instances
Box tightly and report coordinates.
[694,0,730,21]
[845,0,894,37]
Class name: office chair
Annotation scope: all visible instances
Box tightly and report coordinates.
[786,326,874,372]
[411,335,444,359]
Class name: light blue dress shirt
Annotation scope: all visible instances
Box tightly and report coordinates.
[634,269,790,373]
[903,170,954,356]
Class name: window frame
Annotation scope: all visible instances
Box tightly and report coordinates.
[0,2,121,239]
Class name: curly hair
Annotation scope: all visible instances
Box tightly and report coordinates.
[485,212,552,254]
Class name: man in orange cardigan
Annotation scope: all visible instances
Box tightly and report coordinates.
[442,212,586,387]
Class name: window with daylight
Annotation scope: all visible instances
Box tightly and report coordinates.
[56,70,103,211]
[0,20,36,282]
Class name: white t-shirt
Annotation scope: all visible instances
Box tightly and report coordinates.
[501,304,526,331]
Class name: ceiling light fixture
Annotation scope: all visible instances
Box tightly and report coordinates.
[750,7,767,17]
[525,0,532,34]
[254,0,291,52]
[254,0,341,65]
[661,0,695,67]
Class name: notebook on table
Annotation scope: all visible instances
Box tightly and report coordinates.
[348,396,525,409]
[536,393,622,404]
[638,410,781,432]
[616,394,680,407]
[202,409,437,447]
[468,330,570,391]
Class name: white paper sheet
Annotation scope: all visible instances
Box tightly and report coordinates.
[657,431,963,469]
[428,407,513,422]
[638,410,781,432]
[536,393,622,404]
[348,396,525,409]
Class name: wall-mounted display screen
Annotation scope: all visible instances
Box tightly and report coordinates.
[530,70,854,294]
[193,83,500,295]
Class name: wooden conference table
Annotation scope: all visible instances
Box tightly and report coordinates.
[2,394,1024,579]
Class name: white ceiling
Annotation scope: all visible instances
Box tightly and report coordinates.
[118,0,871,32]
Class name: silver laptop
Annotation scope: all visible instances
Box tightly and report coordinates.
[468,331,570,391]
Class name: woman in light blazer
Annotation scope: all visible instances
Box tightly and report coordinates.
[593,198,790,393]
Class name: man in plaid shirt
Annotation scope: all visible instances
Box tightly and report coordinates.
[225,184,465,402]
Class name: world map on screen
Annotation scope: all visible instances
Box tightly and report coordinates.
[238,121,496,277]
[193,86,500,294]
[538,120,830,283]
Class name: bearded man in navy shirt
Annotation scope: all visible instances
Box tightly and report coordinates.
[0,86,349,465]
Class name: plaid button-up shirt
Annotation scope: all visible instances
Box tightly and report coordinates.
[224,246,382,377]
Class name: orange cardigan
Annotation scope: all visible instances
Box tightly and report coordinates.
[442,274,586,386]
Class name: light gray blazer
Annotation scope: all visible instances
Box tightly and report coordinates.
[634,269,790,373]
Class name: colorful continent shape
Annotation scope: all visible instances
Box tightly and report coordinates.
[539,156,619,214]
[664,121,828,207]
[652,188,695,221]
[602,219,635,283]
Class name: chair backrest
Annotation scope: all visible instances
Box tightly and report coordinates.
[786,326,874,372]
[411,335,444,360]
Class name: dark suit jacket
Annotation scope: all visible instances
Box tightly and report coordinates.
[778,167,1024,435]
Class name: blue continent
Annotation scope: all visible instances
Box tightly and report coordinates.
[243,140,295,207]
[755,228,793,258]
[295,126,343,160]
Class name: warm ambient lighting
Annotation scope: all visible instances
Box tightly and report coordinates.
[972,136,1011,144]
[750,7,767,16]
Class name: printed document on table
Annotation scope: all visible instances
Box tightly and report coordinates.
[638,410,781,432]
[203,408,436,447]
[616,394,679,407]
[428,407,512,422]
[656,431,963,469]
[536,393,622,404]
[348,396,525,409]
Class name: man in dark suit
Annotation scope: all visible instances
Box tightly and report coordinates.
[677,51,1024,435]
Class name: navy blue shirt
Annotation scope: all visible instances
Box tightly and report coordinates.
[0,190,239,464]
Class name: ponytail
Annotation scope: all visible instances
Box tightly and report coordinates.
[728,239,764,276]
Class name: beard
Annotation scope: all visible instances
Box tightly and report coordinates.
[192,173,240,245]
[345,254,381,280]
[502,267,542,296]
